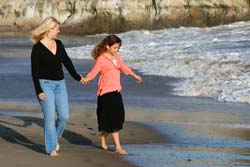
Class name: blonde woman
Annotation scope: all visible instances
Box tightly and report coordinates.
[31,16,84,156]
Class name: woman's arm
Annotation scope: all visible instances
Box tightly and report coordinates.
[59,41,81,81]
[31,45,43,95]
[31,45,46,100]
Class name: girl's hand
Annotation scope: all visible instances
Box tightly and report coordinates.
[130,72,142,83]
[80,74,86,84]
[38,93,45,101]
[80,74,91,84]
[134,75,142,83]
[83,77,91,84]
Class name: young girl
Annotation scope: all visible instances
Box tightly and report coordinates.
[83,35,142,155]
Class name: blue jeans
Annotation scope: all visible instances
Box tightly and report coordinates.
[39,79,69,154]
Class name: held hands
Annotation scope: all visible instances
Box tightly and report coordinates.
[80,74,90,84]
[80,76,85,84]
[82,77,90,84]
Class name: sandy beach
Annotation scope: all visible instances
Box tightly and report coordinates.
[2,105,250,167]
[0,36,167,167]
[0,106,165,167]
[1,35,250,167]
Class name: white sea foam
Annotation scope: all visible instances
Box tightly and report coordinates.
[67,21,250,104]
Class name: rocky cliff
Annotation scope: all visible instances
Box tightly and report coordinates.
[0,0,250,34]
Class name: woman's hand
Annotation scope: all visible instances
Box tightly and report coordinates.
[80,77,85,84]
[80,74,91,84]
[82,77,91,84]
[38,92,45,100]
[80,74,90,84]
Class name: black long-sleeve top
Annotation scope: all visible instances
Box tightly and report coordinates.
[31,39,81,95]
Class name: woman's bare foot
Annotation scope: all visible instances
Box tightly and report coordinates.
[56,142,60,152]
[115,147,128,155]
[49,150,59,157]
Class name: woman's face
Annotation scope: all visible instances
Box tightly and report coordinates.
[107,43,120,56]
[49,24,60,39]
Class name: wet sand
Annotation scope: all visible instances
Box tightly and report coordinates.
[0,105,166,167]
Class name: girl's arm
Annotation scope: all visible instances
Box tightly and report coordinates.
[129,71,142,83]
[118,55,142,83]
[84,57,102,83]
[118,55,132,75]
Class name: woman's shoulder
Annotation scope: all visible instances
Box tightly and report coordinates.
[32,41,41,50]
[55,39,63,45]
[54,39,66,50]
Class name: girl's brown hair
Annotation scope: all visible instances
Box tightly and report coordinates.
[91,35,121,60]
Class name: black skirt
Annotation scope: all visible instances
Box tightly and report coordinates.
[97,91,125,133]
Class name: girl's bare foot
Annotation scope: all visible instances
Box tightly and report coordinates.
[56,142,60,152]
[49,150,59,157]
[115,147,128,155]
[99,133,108,150]
[101,143,108,150]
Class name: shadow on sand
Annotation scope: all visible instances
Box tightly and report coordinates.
[0,116,94,154]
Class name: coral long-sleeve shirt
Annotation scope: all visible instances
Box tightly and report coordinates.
[86,54,132,96]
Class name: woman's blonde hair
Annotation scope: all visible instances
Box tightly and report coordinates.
[31,16,60,44]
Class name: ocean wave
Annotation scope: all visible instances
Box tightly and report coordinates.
[67,21,250,104]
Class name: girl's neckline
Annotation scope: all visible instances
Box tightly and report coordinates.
[104,53,116,60]
[103,54,118,67]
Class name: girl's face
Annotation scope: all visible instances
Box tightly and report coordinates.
[107,43,120,56]
[48,24,60,39]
